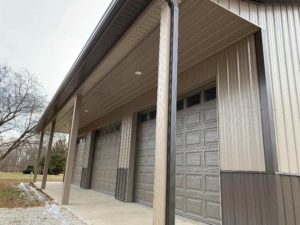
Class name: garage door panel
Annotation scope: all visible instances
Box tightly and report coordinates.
[185,112,202,125]
[177,115,184,128]
[176,153,185,166]
[186,131,202,146]
[186,198,204,216]
[206,202,221,220]
[90,127,120,195]
[134,88,220,224]
[204,128,218,144]
[205,175,220,193]
[204,151,219,169]
[72,138,86,186]
[204,107,217,122]
[185,152,203,167]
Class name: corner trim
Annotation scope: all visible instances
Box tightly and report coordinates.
[254,30,278,172]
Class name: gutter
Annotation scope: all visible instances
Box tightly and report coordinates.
[248,0,300,4]
[165,1,179,225]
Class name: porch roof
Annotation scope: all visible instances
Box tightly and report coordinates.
[37,0,261,133]
[36,0,152,132]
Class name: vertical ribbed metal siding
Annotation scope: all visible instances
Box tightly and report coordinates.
[221,172,300,225]
[221,172,279,225]
[277,174,300,225]
[218,35,265,171]
[211,0,300,174]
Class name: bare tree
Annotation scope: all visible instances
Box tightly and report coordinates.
[0,64,46,162]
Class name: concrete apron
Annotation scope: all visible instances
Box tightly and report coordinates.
[36,182,206,225]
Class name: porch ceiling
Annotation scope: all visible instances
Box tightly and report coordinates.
[54,0,259,133]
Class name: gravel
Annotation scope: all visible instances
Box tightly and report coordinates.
[0,183,87,225]
[0,204,87,225]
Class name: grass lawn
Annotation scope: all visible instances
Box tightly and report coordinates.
[0,172,63,208]
[0,172,63,184]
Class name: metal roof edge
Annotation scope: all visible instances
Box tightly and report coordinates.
[248,0,300,4]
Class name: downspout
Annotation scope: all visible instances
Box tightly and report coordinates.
[165,1,179,225]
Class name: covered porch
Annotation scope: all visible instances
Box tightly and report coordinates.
[39,182,204,225]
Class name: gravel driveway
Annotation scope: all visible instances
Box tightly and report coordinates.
[0,204,87,225]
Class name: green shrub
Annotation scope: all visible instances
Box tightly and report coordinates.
[39,138,67,175]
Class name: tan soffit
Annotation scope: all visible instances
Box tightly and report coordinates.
[54,0,259,133]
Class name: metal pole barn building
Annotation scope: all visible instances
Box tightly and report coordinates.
[34,0,300,225]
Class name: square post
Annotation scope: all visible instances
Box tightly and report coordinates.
[62,96,80,204]
[115,113,137,202]
[153,1,179,225]
[33,132,44,183]
[41,120,56,189]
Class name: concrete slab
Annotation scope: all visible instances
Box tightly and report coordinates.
[37,182,207,225]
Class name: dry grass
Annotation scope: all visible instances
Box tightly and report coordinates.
[0,172,63,184]
[0,183,41,208]
[0,172,62,208]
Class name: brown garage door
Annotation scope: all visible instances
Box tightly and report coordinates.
[90,125,121,195]
[134,87,221,225]
[72,137,86,186]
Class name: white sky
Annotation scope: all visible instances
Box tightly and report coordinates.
[0,0,112,101]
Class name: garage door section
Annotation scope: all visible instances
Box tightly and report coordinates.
[133,111,156,206]
[134,87,221,224]
[72,137,86,186]
[90,125,121,195]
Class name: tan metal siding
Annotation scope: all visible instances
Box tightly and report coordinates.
[218,35,265,171]
[80,35,264,172]
[211,0,300,175]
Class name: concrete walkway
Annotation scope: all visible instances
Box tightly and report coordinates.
[37,182,206,225]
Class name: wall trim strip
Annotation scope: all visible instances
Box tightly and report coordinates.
[254,30,278,172]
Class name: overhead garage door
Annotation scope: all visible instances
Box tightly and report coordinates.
[134,87,221,225]
[72,137,86,186]
[90,125,121,195]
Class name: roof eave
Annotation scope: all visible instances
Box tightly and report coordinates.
[36,0,152,132]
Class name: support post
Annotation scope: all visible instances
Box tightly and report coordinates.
[153,1,178,225]
[63,135,70,182]
[33,132,44,183]
[62,96,80,204]
[115,113,137,202]
[41,120,56,189]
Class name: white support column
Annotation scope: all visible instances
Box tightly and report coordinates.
[153,2,171,225]
[33,132,44,183]
[62,96,80,205]
[41,120,56,189]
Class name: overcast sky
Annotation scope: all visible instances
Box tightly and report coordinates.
[0,0,111,101]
